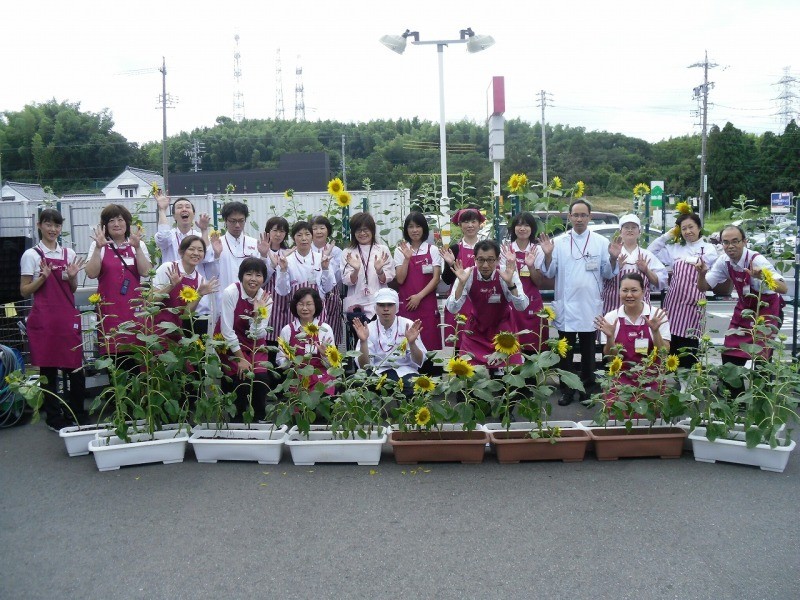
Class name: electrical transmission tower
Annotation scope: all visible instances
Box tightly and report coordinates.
[233,34,245,123]
[275,48,285,120]
[773,67,798,130]
[536,90,553,186]
[689,51,717,222]
[294,56,306,121]
[184,139,205,172]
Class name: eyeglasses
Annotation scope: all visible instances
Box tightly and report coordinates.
[226,218,246,226]
[355,228,371,234]
[475,257,497,264]
[570,213,590,219]
[721,239,743,247]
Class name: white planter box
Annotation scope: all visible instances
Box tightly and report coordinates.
[688,429,796,473]
[286,425,388,466]
[189,424,287,464]
[88,427,190,472]
[59,423,113,457]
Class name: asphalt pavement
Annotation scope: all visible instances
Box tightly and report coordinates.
[1,398,798,600]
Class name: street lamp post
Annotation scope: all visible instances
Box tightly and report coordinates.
[380,28,494,218]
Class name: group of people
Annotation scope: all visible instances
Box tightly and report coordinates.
[20,194,787,431]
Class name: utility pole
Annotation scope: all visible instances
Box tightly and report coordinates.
[295,56,306,121]
[275,48,285,120]
[536,90,552,185]
[773,67,798,131]
[159,57,170,194]
[184,139,205,172]
[341,134,347,188]
[233,34,245,123]
[689,51,717,223]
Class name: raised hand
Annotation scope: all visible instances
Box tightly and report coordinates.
[694,257,708,275]
[198,276,219,297]
[501,244,517,268]
[593,314,616,339]
[321,245,333,270]
[374,251,389,274]
[646,307,668,333]
[66,256,85,279]
[351,317,369,342]
[440,245,455,266]
[609,237,624,260]
[90,224,108,247]
[156,192,169,212]
[636,254,651,274]
[129,224,144,248]
[39,258,52,280]
[275,251,289,272]
[617,252,629,268]
[258,232,270,257]
[195,213,211,232]
[524,245,539,270]
[404,319,423,345]
[167,263,183,287]
[210,231,223,259]
[452,259,470,284]
[396,240,414,261]
[345,251,361,271]
[537,233,554,257]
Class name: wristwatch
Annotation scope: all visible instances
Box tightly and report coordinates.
[508,284,517,291]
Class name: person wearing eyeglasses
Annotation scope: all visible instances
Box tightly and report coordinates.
[697,225,787,391]
[538,198,622,405]
[446,239,528,367]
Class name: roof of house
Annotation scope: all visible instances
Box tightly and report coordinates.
[2,181,59,202]
[125,166,164,187]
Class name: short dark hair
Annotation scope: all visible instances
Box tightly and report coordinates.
[620,271,645,289]
[290,287,323,319]
[474,239,500,257]
[291,220,312,239]
[38,208,64,226]
[721,224,746,241]
[310,215,333,238]
[348,212,376,248]
[402,212,429,243]
[221,201,249,221]
[569,199,592,214]
[676,212,702,233]
[171,197,195,214]
[178,234,206,255]
[100,204,132,238]
[509,211,538,242]
[237,257,267,281]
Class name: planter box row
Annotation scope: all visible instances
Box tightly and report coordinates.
[56,420,796,473]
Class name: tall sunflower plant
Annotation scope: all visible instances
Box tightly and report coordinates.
[505,173,587,235]
[390,373,458,433]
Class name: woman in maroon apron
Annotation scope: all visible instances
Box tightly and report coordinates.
[216,257,273,422]
[595,272,670,413]
[262,217,291,349]
[503,212,549,353]
[440,207,484,348]
[84,204,151,370]
[311,215,345,346]
[276,288,337,396]
[19,208,87,429]
[394,212,443,353]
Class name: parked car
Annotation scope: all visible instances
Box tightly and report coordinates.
[479,210,620,242]
[749,220,797,257]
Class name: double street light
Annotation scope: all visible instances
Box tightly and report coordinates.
[380,28,495,216]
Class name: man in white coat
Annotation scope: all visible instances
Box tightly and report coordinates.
[539,199,622,405]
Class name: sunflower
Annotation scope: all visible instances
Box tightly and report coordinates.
[646,348,659,366]
[665,354,679,372]
[256,305,269,320]
[327,177,344,196]
[507,173,527,193]
[195,338,205,351]
[278,337,295,361]
[608,356,623,377]
[755,315,766,325]
[550,176,562,190]
[397,339,408,354]
[633,183,650,197]
[178,286,200,303]
[555,337,569,359]
[675,201,692,215]
[324,345,342,368]
[335,191,352,208]
[415,406,432,426]
[668,225,681,243]
[456,314,468,324]
[413,376,435,394]
[694,362,704,374]
[88,293,102,305]
[302,323,320,338]
[574,180,586,198]
[761,268,778,291]
[445,357,475,378]
[375,374,387,391]
[697,299,707,307]
[213,332,228,354]
[284,189,294,198]
[151,181,160,195]
[493,331,520,355]
[542,306,557,322]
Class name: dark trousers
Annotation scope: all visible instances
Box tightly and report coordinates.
[222,372,271,422]
[557,331,597,392]
[39,367,86,421]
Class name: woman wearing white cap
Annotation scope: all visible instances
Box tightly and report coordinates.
[351,287,425,395]
[601,214,667,315]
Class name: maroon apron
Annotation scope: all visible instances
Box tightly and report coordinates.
[444,242,475,347]
[663,259,704,338]
[606,315,660,415]
[154,262,200,340]
[285,252,328,326]
[460,268,520,366]
[265,251,292,343]
[398,245,442,351]
[28,248,82,369]
[287,320,335,395]
[96,243,141,353]
[723,253,784,360]
[215,283,271,376]
[511,246,546,353]
[312,244,344,346]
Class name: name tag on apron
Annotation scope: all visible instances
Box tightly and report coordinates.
[488,293,501,304]
[520,267,530,276]
[585,256,599,271]
[634,337,649,355]
[741,284,751,297]
[123,256,135,266]
[422,264,434,274]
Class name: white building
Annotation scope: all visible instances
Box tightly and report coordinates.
[101,166,164,199]
[1,181,59,203]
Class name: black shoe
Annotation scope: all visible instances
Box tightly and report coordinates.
[558,391,574,406]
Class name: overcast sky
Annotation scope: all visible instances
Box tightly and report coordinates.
[3,0,798,146]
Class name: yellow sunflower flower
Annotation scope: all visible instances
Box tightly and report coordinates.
[675,201,692,215]
[555,337,569,359]
[413,376,435,394]
[324,345,342,368]
[633,183,650,197]
[646,348,659,366]
[665,354,679,372]
[695,362,704,374]
[303,323,320,338]
[397,339,408,354]
[550,176,562,190]
[88,293,102,305]
[574,181,586,198]
[327,177,344,196]
[284,189,294,198]
[375,374,387,391]
[507,173,527,193]
[760,268,778,291]
[335,191,352,208]
[493,331,520,355]
[542,306,557,322]
[195,338,205,351]
[755,315,766,325]
[415,406,432,426]
[669,225,681,243]
[445,357,475,378]
[278,337,295,361]
[456,314,468,324]
[178,286,200,303]
[608,356,623,377]
[213,332,228,354]
[151,181,160,195]
[256,305,269,320]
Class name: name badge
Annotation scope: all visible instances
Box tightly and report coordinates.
[584,256,599,271]
[422,264,434,274]
[123,256,135,266]
[488,293,501,304]
[634,337,649,355]
[520,267,530,276]
[741,284,751,297]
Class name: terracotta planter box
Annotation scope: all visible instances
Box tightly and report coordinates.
[587,426,687,460]
[389,430,489,464]
[489,428,590,463]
